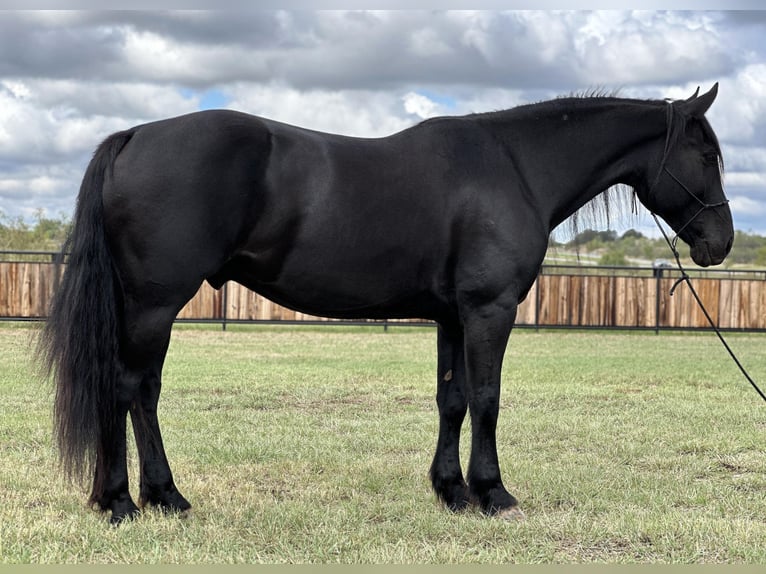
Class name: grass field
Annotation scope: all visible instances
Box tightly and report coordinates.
[1,322,765,563]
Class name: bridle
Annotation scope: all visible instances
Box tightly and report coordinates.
[647,102,729,253]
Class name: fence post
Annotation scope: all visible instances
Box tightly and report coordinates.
[534,271,541,331]
[221,282,228,332]
[654,266,663,335]
[52,247,65,294]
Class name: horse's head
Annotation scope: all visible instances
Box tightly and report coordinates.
[640,83,733,267]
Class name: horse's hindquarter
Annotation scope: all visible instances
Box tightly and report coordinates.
[103,110,274,303]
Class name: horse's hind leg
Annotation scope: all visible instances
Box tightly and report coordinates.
[91,302,185,524]
[429,324,470,511]
[123,303,191,515]
[131,384,191,514]
[90,405,140,524]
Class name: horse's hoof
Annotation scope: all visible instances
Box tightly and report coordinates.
[496,506,525,521]
[109,506,141,526]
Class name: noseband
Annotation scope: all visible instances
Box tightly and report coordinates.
[648,103,728,251]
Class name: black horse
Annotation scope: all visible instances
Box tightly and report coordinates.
[40,84,732,524]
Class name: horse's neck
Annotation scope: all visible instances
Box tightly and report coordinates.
[479,99,666,230]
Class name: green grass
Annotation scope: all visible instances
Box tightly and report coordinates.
[1,323,765,563]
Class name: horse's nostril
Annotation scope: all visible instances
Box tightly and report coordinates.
[726,236,733,254]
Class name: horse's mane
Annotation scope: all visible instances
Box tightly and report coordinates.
[560,87,623,100]
[565,184,636,241]
[556,89,639,241]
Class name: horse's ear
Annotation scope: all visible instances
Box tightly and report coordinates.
[679,83,718,117]
[684,87,700,102]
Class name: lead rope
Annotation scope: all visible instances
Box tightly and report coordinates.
[651,213,766,403]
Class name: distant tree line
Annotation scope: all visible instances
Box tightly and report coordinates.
[551,228,766,268]
[0,210,71,252]
[2,210,766,268]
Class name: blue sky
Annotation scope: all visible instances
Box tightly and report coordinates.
[1,10,765,242]
[180,88,229,111]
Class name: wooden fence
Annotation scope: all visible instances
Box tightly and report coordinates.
[522,273,766,330]
[2,257,766,331]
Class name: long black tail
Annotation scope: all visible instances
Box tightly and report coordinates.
[38,129,135,486]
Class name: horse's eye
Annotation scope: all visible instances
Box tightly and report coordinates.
[703,152,719,165]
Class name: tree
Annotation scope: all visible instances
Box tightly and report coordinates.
[756,246,766,267]
[620,229,644,240]
[568,228,617,248]
[0,210,70,251]
[598,247,628,266]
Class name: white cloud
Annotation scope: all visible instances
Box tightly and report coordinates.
[0,163,81,222]
[730,194,766,217]
[0,79,202,164]
[449,88,527,115]
[226,83,411,137]
[726,172,766,188]
[402,92,440,119]
[574,11,730,86]
[722,145,766,173]
[713,65,766,145]
[2,80,32,99]
[0,89,55,163]
[409,27,453,58]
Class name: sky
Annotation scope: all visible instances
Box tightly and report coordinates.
[1,9,765,239]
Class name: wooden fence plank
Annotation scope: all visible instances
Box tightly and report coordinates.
[757,281,766,330]
[516,281,537,325]
[177,283,222,320]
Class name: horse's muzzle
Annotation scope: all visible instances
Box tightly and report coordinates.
[690,235,733,267]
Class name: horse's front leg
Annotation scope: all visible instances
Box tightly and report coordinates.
[430,323,470,511]
[462,299,525,520]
